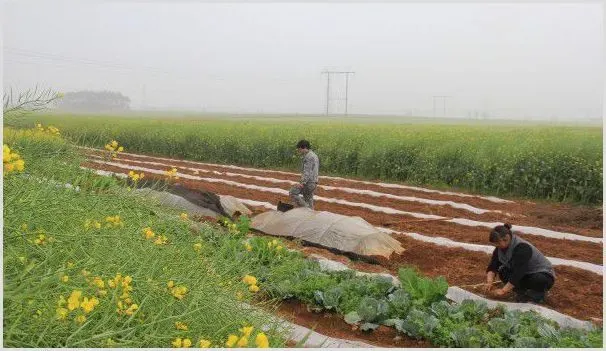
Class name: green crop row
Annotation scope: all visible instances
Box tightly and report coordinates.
[9,113,602,204]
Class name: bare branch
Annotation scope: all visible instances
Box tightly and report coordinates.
[3,86,63,119]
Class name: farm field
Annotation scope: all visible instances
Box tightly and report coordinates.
[9,113,603,204]
[4,118,603,348]
[81,147,603,322]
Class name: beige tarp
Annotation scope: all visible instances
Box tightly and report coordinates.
[251,208,405,258]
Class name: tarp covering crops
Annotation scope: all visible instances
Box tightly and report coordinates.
[251,208,405,258]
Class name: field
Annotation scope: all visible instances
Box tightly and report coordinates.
[8,113,603,204]
[3,115,603,348]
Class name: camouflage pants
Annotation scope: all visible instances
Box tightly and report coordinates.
[289,183,317,209]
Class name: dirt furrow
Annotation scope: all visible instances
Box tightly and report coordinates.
[86,150,603,237]
[83,161,603,321]
[83,160,603,265]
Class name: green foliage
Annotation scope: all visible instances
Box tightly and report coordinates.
[357,297,390,323]
[10,113,603,204]
[398,267,449,307]
[399,308,440,339]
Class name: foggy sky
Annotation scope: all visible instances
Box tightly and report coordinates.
[2,2,604,119]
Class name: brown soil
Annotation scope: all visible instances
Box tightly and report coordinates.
[90,150,603,236]
[89,151,603,237]
[275,300,432,348]
[83,160,602,265]
[83,160,604,321]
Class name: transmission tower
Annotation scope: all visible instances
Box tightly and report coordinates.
[322,71,355,115]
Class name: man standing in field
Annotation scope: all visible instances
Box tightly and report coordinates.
[289,139,319,209]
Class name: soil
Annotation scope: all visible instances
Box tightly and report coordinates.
[91,151,603,237]
[275,299,432,348]
[93,150,603,236]
[82,160,603,265]
[82,157,604,322]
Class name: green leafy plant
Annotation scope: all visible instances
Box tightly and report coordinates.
[398,267,448,307]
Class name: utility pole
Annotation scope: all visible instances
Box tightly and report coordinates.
[322,71,354,115]
[142,84,146,110]
[432,95,451,117]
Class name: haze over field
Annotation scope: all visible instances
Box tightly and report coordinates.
[2,2,604,121]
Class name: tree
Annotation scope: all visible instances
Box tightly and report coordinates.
[55,90,130,112]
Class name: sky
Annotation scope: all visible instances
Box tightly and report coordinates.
[2,1,604,119]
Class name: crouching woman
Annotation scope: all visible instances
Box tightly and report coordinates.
[484,223,555,303]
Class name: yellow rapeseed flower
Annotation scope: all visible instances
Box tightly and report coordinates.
[172,338,183,348]
[242,275,257,286]
[80,297,100,314]
[61,275,69,282]
[154,235,168,245]
[175,321,189,331]
[245,243,253,252]
[255,332,269,348]
[225,334,239,348]
[239,326,254,337]
[167,280,175,288]
[74,314,87,324]
[182,338,192,348]
[236,336,248,347]
[93,277,105,289]
[125,304,138,316]
[180,213,188,220]
[193,243,202,252]
[123,275,133,286]
[56,307,69,320]
[248,285,260,293]
[67,290,82,311]
[199,339,211,348]
[171,286,188,300]
[143,227,155,240]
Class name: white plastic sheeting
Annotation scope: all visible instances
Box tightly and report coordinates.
[86,159,601,244]
[132,188,222,218]
[83,146,512,203]
[251,208,405,258]
[87,153,497,215]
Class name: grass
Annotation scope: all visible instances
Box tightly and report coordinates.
[3,127,289,347]
[7,112,602,204]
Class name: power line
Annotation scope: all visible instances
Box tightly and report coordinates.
[5,47,169,74]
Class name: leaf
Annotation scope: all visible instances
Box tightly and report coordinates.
[344,311,362,325]
[400,308,440,339]
[450,327,486,348]
[360,322,380,332]
[381,318,403,328]
[513,336,539,348]
[322,287,342,310]
[387,290,412,318]
[398,267,448,307]
[357,296,389,323]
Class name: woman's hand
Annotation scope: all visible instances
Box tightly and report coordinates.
[484,271,496,294]
[492,288,507,297]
